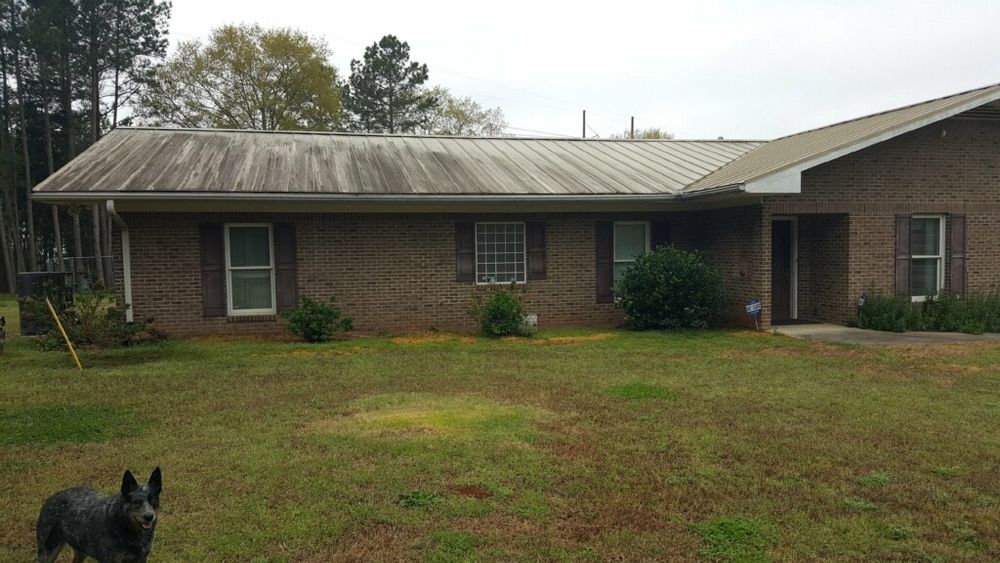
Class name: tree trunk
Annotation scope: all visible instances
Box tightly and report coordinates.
[0,198,15,291]
[11,4,37,271]
[41,64,65,270]
[0,27,23,273]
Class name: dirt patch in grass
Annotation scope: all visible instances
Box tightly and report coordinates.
[529,333,614,345]
[0,404,143,445]
[606,383,680,401]
[391,332,476,345]
[257,346,364,359]
[453,484,492,499]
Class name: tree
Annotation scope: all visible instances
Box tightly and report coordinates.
[417,86,507,136]
[343,35,436,133]
[609,127,674,140]
[138,24,343,131]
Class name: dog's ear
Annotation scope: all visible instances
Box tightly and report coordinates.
[0,316,5,327]
[148,467,162,497]
[121,470,139,497]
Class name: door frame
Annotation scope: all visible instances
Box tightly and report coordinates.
[772,216,798,321]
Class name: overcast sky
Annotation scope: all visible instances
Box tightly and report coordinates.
[167,0,1000,140]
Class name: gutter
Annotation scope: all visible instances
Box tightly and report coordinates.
[34,187,750,204]
[34,191,683,203]
[105,200,133,323]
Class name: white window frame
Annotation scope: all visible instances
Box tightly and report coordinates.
[475,221,527,285]
[613,221,651,283]
[910,215,946,303]
[224,223,276,316]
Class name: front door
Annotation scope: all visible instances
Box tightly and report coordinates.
[771,220,794,323]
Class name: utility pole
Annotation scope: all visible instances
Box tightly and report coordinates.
[630,116,635,139]
[582,110,586,139]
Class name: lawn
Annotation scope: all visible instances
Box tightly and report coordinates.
[0,294,997,561]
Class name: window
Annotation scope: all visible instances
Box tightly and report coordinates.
[613,221,650,285]
[910,215,944,301]
[476,222,525,284]
[225,224,275,315]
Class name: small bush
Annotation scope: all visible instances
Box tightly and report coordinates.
[281,296,353,343]
[615,246,724,330]
[36,289,159,350]
[856,291,1000,334]
[468,283,530,337]
[856,295,913,332]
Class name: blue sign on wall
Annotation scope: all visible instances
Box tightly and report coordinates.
[745,298,762,317]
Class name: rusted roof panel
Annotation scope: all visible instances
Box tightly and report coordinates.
[33,128,762,196]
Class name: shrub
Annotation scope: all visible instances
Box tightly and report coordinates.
[615,246,724,330]
[36,289,159,350]
[281,296,353,343]
[855,295,913,332]
[856,291,1000,334]
[468,283,529,337]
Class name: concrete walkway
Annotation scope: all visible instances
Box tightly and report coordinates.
[775,323,1000,345]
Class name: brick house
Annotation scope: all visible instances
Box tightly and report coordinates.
[32,84,1000,336]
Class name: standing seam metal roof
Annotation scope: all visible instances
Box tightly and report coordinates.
[31,82,1000,199]
[31,128,762,196]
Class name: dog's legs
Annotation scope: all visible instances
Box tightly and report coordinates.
[36,524,63,563]
[36,543,62,563]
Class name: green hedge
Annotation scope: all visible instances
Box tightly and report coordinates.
[855,292,1000,334]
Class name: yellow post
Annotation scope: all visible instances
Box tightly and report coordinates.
[45,297,83,371]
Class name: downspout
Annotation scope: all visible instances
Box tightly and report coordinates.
[105,200,133,322]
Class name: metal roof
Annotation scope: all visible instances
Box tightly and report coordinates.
[31,127,761,197]
[687,82,1000,193]
[32,82,1000,202]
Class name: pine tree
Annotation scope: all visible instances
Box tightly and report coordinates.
[344,35,437,133]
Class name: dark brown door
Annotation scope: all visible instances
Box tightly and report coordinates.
[771,220,793,323]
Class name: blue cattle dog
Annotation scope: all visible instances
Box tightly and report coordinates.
[36,467,162,563]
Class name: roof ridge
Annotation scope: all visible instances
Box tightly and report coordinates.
[112,126,765,144]
[768,81,1000,142]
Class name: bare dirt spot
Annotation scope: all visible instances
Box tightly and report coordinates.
[257,346,364,359]
[391,332,476,345]
[530,333,614,345]
[453,484,493,499]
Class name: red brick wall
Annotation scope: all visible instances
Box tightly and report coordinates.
[768,116,1000,323]
[118,212,677,336]
[675,205,769,328]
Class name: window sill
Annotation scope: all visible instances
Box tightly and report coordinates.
[227,314,278,323]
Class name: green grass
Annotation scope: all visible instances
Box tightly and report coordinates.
[1,294,998,561]
[0,404,144,445]
[691,516,773,562]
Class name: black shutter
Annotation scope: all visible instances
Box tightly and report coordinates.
[949,215,966,295]
[526,222,546,280]
[895,214,912,296]
[456,222,475,282]
[596,221,614,303]
[274,223,298,311]
[199,223,226,317]
[650,220,670,249]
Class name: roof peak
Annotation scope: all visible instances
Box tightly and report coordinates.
[112,126,764,144]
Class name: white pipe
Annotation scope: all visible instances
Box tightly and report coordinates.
[105,200,134,323]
